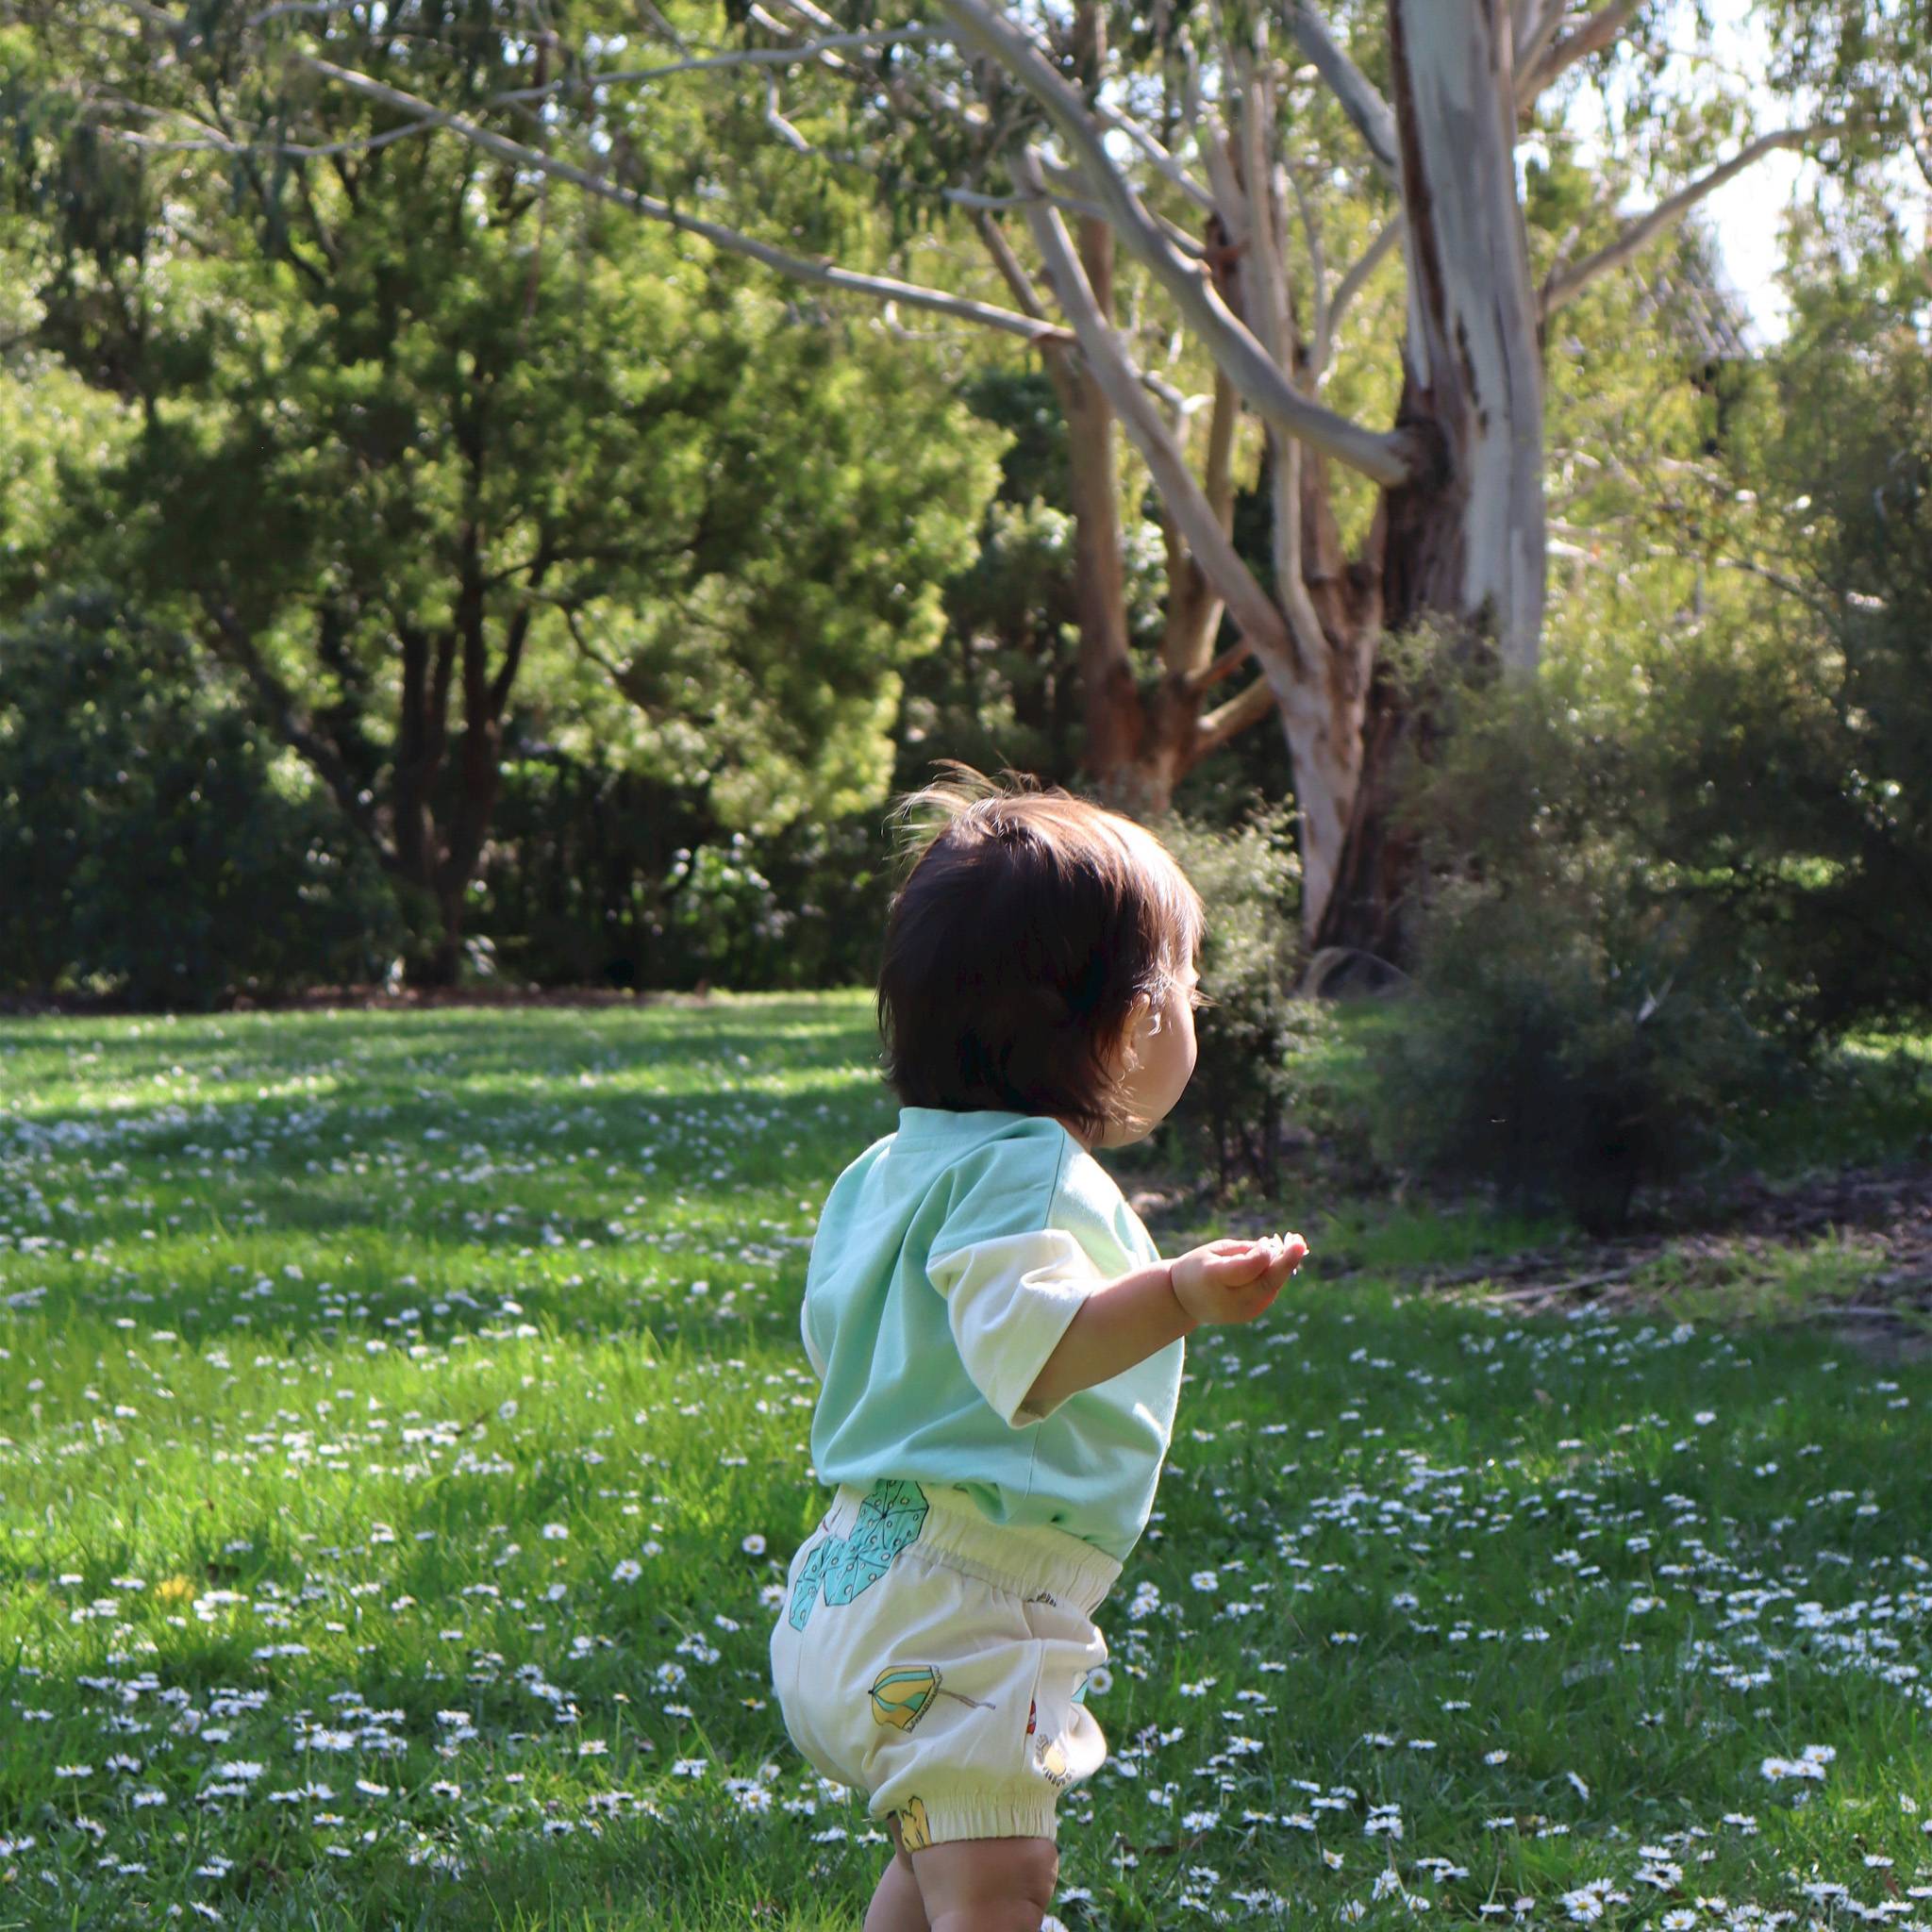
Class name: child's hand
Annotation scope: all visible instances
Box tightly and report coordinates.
[1170,1233,1307,1328]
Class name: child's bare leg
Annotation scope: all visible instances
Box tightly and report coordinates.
[908,1836,1058,1932]
[862,1823,930,1932]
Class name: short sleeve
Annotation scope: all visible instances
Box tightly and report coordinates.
[927,1227,1104,1426]
[800,1298,828,1380]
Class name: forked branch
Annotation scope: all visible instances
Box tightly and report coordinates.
[939,0,1415,486]
[1541,126,1822,316]
[1277,2,1399,184]
[1524,0,1643,98]
[1016,151,1303,679]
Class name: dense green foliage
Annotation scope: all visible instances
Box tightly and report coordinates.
[0,3,1001,982]
[1369,264,1932,1224]
[1740,271,1932,1028]
[1367,674,1787,1232]
[1158,803,1327,1190]
[0,594,399,1004]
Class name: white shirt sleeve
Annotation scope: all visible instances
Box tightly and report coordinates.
[801,1298,828,1380]
[926,1227,1106,1427]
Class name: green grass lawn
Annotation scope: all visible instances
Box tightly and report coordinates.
[0,995,1928,1930]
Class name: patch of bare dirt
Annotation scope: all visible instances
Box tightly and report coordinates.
[1401,1166,1932,1357]
[1132,1163,1932,1360]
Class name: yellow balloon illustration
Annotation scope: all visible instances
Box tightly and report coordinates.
[868,1664,990,1734]
[870,1665,942,1731]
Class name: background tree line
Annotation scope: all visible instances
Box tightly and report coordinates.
[1,0,1927,1218]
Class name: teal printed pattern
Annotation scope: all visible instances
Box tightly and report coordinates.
[787,1479,930,1631]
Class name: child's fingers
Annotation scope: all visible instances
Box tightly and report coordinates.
[1264,1239,1308,1288]
[1200,1246,1273,1285]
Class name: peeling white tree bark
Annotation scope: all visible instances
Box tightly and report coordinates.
[1387,0,1547,673]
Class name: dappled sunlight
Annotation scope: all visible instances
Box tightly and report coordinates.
[2,1007,1928,1926]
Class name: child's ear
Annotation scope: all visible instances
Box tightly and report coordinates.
[1113,997,1151,1073]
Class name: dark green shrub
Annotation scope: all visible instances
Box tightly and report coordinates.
[1157,804,1331,1191]
[471,750,891,991]
[1372,873,1781,1233]
[1369,674,1787,1231]
[0,593,400,1005]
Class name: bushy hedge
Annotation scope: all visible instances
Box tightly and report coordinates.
[1368,282,1932,1226]
[1366,661,1801,1230]
[471,756,892,991]
[1157,803,1331,1191]
[0,595,400,1005]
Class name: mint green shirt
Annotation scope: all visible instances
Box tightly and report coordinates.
[801,1108,1184,1563]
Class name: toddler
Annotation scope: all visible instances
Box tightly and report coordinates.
[770,775,1307,1931]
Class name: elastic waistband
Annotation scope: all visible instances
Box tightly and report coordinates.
[824,1482,1121,1615]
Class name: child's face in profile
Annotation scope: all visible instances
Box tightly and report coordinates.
[1096,959,1201,1148]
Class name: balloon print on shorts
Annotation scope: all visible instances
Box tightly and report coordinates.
[868,1664,989,1733]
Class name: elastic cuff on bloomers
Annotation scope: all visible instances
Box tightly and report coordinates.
[883,1793,1063,1849]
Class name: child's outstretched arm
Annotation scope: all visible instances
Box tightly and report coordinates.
[1022,1234,1307,1415]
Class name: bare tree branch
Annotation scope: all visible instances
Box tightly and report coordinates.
[767,0,859,34]
[490,25,947,103]
[1321,213,1403,372]
[1541,126,1822,316]
[973,209,1051,321]
[107,110,440,159]
[1017,150,1302,677]
[1183,53,1248,243]
[1277,2,1399,185]
[1284,153,1329,370]
[1237,52,1308,654]
[1093,100,1219,215]
[1525,0,1642,97]
[1511,0,1567,86]
[762,75,814,154]
[1163,369,1239,679]
[1195,669,1278,756]
[949,186,1207,258]
[291,55,1070,346]
[939,0,1415,487]
[1192,638,1251,691]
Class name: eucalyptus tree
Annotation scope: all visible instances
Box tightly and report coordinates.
[0,1,999,982]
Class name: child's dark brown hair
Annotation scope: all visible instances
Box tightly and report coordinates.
[876,770,1204,1141]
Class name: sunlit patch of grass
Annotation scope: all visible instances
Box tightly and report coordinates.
[1640,1233,1893,1325]
[1,997,1929,1928]
[1311,1200,1571,1275]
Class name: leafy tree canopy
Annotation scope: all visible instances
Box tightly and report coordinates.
[0,0,1003,973]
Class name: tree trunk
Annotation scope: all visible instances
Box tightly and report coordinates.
[1312,0,1546,958]
[1062,213,1143,798]
[423,884,465,988]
